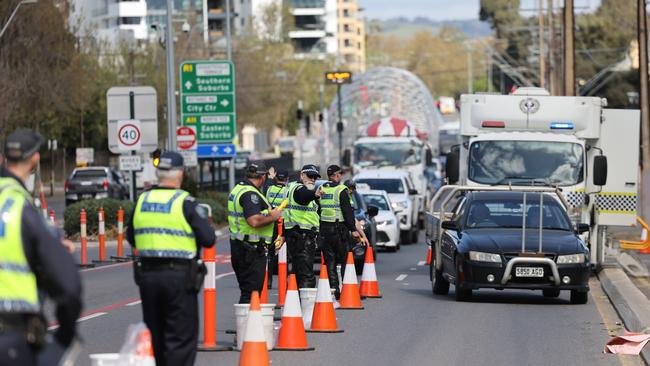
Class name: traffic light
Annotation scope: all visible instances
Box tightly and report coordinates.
[152,148,161,168]
[305,115,311,135]
[325,71,353,84]
[296,107,303,121]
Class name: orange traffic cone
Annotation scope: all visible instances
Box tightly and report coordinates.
[426,246,432,265]
[239,291,270,366]
[641,229,650,254]
[136,328,154,358]
[339,252,364,310]
[261,264,269,304]
[360,246,382,298]
[308,263,344,333]
[274,274,315,351]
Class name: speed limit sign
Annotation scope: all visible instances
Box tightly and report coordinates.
[117,119,142,152]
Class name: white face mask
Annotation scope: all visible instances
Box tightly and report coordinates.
[305,182,315,190]
[25,173,36,194]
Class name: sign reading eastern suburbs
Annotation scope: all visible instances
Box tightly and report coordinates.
[180,61,236,143]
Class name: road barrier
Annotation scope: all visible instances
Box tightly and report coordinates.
[78,209,94,268]
[426,246,432,265]
[277,218,287,308]
[308,262,343,333]
[339,252,364,310]
[49,209,56,225]
[238,291,270,366]
[111,207,130,262]
[620,216,650,254]
[39,182,47,219]
[93,207,113,264]
[274,274,315,351]
[360,247,382,298]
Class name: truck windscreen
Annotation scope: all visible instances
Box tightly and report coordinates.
[355,142,422,167]
[468,141,584,186]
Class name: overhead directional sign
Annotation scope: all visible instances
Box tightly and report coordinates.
[197,143,237,158]
[180,61,236,144]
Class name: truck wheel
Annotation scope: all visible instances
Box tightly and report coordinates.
[542,289,560,298]
[570,290,588,304]
[400,230,412,244]
[431,261,449,295]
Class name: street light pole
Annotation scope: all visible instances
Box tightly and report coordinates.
[337,84,343,163]
[165,0,177,151]
[0,0,38,40]
[226,0,235,190]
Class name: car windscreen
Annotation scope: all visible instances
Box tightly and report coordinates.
[363,194,390,210]
[72,170,107,179]
[463,196,572,231]
[356,178,405,194]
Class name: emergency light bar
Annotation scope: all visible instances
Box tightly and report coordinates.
[550,122,574,130]
[481,121,505,128]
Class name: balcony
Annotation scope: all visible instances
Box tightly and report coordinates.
[289,30,326,39]
[289,0,325,9]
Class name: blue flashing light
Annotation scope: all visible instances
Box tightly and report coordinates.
[550,122,574,130]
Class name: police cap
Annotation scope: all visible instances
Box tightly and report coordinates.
[327,164,342,177]
[157,151,184,170]
[246,161,268,177]
[276,169,289,180]
[3,128,45,162]
[301,164,321,178]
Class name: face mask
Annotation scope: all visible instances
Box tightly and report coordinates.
[25,173,36,194]
[305,182,315,190]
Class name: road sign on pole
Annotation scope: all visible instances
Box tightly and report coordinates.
[117,119,142,152]
[177,126,198,167]
[180,61,236,144]
[107,86,158,154]
[197,143,236,158]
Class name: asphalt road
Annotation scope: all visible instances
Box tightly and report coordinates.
[62,232,642,366]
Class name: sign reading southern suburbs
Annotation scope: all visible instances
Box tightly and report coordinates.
[180,61,236,144]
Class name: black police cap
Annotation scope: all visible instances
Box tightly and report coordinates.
[157,151,184,170]
[327,164,342,177]
[3,128,45,162]
[276,169,289,180]
[246,161,268,176]
[301,164,321,178]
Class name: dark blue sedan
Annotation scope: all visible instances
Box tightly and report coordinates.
[430,191,590,304]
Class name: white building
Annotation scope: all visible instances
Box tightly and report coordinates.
[71,0,149,44]
[287,0,338,55]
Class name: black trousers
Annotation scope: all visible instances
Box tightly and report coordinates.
[285,229,317,288]
[0,332,35,366]
[318,223,351,295]
[138,269,198,366]
[230,239,267,304]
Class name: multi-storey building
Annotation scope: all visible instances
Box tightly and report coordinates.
[71,0,149,43]
[336,0,364,71]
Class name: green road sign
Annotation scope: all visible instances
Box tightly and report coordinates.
[180,60,236,143]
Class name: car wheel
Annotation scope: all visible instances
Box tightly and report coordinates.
[542,289,561,298]
[410,227,419,244]
[396,242,401,251]
[400,230,412,244]
[431,260,449,295]
[570,290,588,304]
[455,286,472,302]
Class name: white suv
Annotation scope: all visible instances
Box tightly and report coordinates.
[354,170,420,244]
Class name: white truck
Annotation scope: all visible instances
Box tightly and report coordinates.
[443,87,640,268]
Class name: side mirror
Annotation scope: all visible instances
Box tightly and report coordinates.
[593,155,607,186]
[342,149,351,167]
[367,205,379,218]
[441,220,459,231]
[445,151,460,184]
[409,189,419,195]
[576,223,590,234]
[425,149,433,167]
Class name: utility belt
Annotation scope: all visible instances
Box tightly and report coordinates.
[133,257,207,292]
[0,313,46,350]
[286,226,318,238]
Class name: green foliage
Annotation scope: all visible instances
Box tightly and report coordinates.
[196,191,229,224]
[181,171,198,197]
[64,199,135,236]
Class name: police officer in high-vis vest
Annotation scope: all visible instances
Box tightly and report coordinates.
[127,151,215,366]
[0,129,82,365]
[284,164,322,288]
[264,169,288,289]
[318,165,361,299]
[229,162,283,304]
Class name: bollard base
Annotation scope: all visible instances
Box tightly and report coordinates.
[337,306,364,310]
[110,256,131,262]
[361,295,382,299]
[198,344,232,352]
[92,260,116,265]
[273,346,315,352]
[306,329,344,333]
[77,263,96,269]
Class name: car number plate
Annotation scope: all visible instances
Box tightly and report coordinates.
[81,194,93,199]
[80,181,92,186]
[515,267,544,277]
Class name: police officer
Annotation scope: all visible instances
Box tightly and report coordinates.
[0,129,82,365]
[228,162,283,303]
[318,165,362,299]
[264,169,288,289]
[284,164,322,288]
[126,151,216,366]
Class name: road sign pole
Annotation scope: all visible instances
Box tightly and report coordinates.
[337,84,343,164]
[166,0,177,151]
[129,92,137,202]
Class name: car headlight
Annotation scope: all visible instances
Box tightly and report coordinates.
[556,253,585,264]
[469,251,501,263]
[377,219,394,226]
[391,200,408,211]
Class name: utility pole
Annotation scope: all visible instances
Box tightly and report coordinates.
[638,0,650,217]
[563,0,575,95]
[538,0,545,88]
[466,46,473,93]
[487,48,493,93]
[547,0,555,95]
[165,0,177,151]
[226,0,235,189]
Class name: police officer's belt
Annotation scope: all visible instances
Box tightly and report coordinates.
[0,314,28,333]
[139,258,192,271]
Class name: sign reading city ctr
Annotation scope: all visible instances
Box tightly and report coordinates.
[180,60,236,143]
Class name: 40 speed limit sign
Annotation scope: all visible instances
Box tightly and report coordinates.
[117,119,142,152]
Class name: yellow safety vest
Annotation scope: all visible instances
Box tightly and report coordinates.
[265,184,287,208]
[228,183,274,243]
[133,189,197,259]
[319,183,348,223]
[284,182,319,231]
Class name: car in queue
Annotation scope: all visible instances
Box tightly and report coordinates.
[359,189,400,252]
[65,167,129,206]
[430,190,590,304]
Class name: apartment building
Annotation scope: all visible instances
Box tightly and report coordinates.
[71,0,149,43]
[336,0,365,71]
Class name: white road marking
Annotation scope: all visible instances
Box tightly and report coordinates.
[410,267,417,271]
[48,325,59,331]
[77,312,107,322]
[395,274,408,281]
[417,261,426,266]
[215,271,235,280]
[126,300,142,306]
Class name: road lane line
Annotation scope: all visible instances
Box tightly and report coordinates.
[216,271,235,280]
[395,274,408,281]
[417,261,426,266]
[78,312,107,322]
[126,300,142,306]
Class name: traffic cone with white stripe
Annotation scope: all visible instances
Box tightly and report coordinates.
[274,274,315,351]
[360,246,382,298]
[426,246,432,265]
[339,252,364,310]
[308,263,343,333]
[238,291,270,366]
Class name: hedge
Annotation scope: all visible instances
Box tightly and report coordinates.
[196,191,228,224]
[64,199,135,237]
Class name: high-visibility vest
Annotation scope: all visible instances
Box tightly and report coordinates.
[133,189,197,259]
[284,182,319,231]
[228,183,274,243]
[319,183,348,223]
[0,178,39,313]
[265,183,287,208]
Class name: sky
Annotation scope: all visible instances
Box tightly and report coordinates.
[357,0,600,21]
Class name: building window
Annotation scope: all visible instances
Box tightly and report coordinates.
[358,42,361,50]
[344,38,351,47]
[120,17,141,25]
[343,9,350,17]
[343,24,351,32]
[241,17,245,27]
